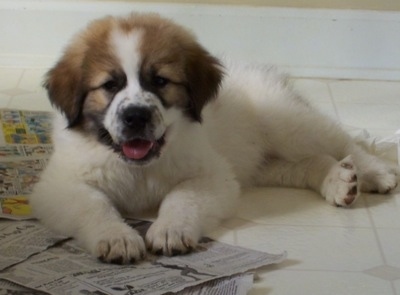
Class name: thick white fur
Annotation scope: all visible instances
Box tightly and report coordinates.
[31,59,398,263]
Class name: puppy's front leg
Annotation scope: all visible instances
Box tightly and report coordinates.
[82,200,146,264]
[31,181,146,264]
[145,176,240,256]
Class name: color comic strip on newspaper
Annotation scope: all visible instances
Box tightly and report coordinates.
[0,109,53,220]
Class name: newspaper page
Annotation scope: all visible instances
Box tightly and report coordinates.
[0,109,53,220]
[0,109,52,146]
[0,220,68,271]
[0,195,32,220]
[0,279,47,295]
[1,276,254,295]
[0,221,287,295]
[175,273,254,295]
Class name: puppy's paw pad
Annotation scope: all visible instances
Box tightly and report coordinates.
[322,156,360,207]
[95,227,146,264]
[340,156,354,170]
[337,185,358,207]
[145,219,199,257]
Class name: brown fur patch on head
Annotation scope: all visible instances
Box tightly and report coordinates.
[44,16,119,127]
[44,44,86,127]
[182,46,223,121]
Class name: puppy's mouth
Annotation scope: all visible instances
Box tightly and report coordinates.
[120,135,165,162]
[98,128,165,165]
[98,127,166,164]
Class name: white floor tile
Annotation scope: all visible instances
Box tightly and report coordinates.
[18,68,48,92]
[329,80,400,104]
[292,79,339,120]
[250,270,395,295]
[238,188,372,227]
[207,226,237,245]
[311,101,339,120]
[8,92,53,112]
[0,68,24,90]
[230,224,383,271]
[378,229,400,272]
[0,94,11,108]
[366,193,400,229]
[335,102,400,132]
[366,128,399,139]
[365,265,400,281]
[292,79,331,103]
[393,279,400,295]
[375,228,400,268]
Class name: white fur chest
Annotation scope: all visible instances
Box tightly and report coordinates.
[79,152,176,214]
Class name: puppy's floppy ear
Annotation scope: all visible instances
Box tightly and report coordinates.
[44,49,86,128]
[185,46,223,122]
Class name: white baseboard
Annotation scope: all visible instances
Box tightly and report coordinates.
[1,1,400,80]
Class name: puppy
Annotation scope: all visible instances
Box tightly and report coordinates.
[30,13,398,264]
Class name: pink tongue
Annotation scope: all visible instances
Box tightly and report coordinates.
[122,139,154,160]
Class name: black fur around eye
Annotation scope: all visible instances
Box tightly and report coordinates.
[153,75,169,88]
[102,80,120,92]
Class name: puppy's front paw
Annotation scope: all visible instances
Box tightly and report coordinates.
[92,224,146,264]
[145,217,200,257]
[321,156,360,207]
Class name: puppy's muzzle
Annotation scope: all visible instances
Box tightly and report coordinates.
[117,106,165,163]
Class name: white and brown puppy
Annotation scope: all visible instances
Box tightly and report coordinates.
[31,13,398,264]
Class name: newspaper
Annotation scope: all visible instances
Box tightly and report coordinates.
[0,275,253,295]
[0,218,282,295]
[0,279,47,295]
[0,220,68,271]
[0,109,53,220]
[0,109,52,146]
[0,220,287,295]
[174,273,254,295]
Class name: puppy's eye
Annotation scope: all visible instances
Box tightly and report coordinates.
[153,76,169,88]
[102,80,119,92]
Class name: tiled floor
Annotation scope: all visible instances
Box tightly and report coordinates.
[1,67,400,295]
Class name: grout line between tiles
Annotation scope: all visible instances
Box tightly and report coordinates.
[16,69,26,89]
[363,203,397,295]
[364,197,389,266]
[326,81,341,122]
[6,69,26,108]
[6,97,13,108]
[391,282,397,295]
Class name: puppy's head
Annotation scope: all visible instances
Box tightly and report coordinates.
[45,13,223,165]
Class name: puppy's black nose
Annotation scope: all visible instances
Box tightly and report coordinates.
[122,106,152,129]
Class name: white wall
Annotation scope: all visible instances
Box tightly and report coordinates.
[95,0,400,11]
[1,1,400,80]
[9,0,398,11]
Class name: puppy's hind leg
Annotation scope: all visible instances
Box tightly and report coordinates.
[255,155,360,207]
[350,145,399,194]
